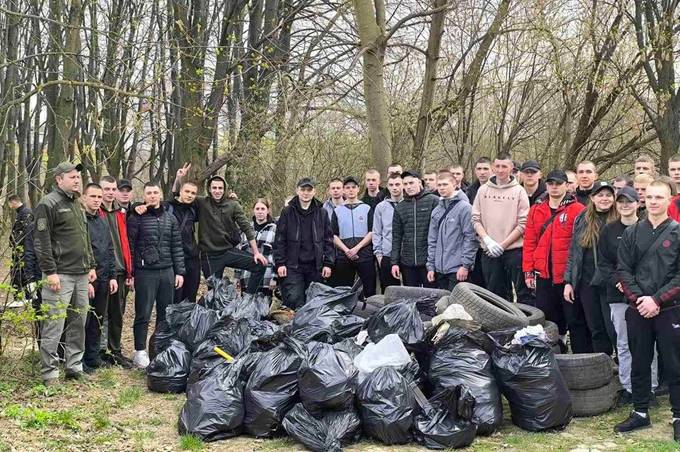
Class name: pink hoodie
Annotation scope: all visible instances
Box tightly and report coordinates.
[471,175,529,250]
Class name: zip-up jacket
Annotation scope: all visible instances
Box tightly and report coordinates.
[617,218,680,310]
[167,200,199,259]
[598,220,635,304]
[10,205,40,284]
[99,203,132,279]
[361,188,386,211]
[466,179,482,205]
[426,191,477,274]
[575,186,593,206]
[323,199,343,221]
[332,201,374,263]
[564,210,609,290]
[391,189,439,267]
[668,194,680,222]
[196,195,255,254]
[526,180,547,206]
[274,197,335,270]
[471,175,529,251]
[34,187,96,275]
[126,205,185,275]
[86,211,116,282]
[372,197,401,258]
[522,193,584,283]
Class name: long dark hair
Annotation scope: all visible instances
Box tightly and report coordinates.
[579,194,619,248]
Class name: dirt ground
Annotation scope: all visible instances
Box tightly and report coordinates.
[1,298,679,451]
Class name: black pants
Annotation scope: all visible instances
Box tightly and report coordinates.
[133,267,174,351]
[435,272,461,291]
[378,256,400,291]
[627,306,680,416]
[535,278,567,335]
[578,283,613,355]
[207,249,266,294]
[481,248,533,304]
[174,256,201,304]
[106,273,127,354]
[332,259,376,297]
[84,280,109,366]
[468,249,487,288]
[281,263,321,310]
[400,265,435,288]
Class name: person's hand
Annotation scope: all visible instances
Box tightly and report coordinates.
[254,252,268,266]
[483,236,504,258]
[637,296,660,318]
[344,248,356,259]
[427,271,435,283]
[457,267,469,282]
[109,279,118,294]
[277,266,287,278]
[228,191,238,200]
[175,275,184,288]
[46,274,61,293]
[322,266,331,278]
[125,277,134,288]
[391,265,401,279]
[563,284,575,303]
[88,269,97,283]
[616,282,623,293]
[176,162,191,179]
[134,204,148,215]
[525,272,536,290]
[88,283,95,299]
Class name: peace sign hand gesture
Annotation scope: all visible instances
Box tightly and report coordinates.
[176,162,191,179]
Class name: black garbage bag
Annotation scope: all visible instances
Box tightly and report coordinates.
[147,339,191,393]
[178,359,247,441]
[199,276,240,311]
[357,366,416,445]
[366,301,424,346]
[282,403,361,452]
[291,283,361,343]
[243,338,306,437]
[166,301,196,333]
[429,326,502,435]
[413,386,477,450]
[149,320,175,361]
[491,335,572,432]
[177,303,219,352]
[305,282,360,313]
[330,315,365,341]
[298,342,358,413]
[333,338,364,360]
[232,292,271,320]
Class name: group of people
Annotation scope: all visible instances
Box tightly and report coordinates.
[7,153,680,441]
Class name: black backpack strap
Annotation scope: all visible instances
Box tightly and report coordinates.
[537,208,562,241]
[437,199,460,230]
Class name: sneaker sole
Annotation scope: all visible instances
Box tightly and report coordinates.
[615,423,652,434]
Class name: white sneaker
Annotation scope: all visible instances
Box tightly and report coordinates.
[133,350,150,369]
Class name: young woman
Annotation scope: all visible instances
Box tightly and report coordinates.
[564,181,618,354]
[236,198,277,295]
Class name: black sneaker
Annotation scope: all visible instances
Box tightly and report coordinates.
[111,353,133,369]
[82,363,97,375]
[616,390,633,408]
[614,411,651,433]
[655,383,669,396]
[65,370,90,381]
[673,419,680,442]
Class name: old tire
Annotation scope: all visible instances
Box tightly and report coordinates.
[556,353,614,390]
[352,301,380,319]
[384,286,450,318]
[570,379,618,417]
[516,303,545,326]
[450,283,529,332]
[543,321,559,345]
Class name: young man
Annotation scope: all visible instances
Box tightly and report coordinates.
[466,157,492,205]
[668,154,680,194]
[634,154,656,176]
[81,184,118,373]
[426,172,477,290]
[566,170,578,194]
[520,160,546,206]
[116,179,133,212]
[331,176,375,296]
[360,169,385,210]
[472,153,532,304]
[274,178,334,309]
[127,182,185,369]
[372,172,404,289]
[323,178,344,220]
[598,186,657,406]
[447,164,468,193]
[174,163,268,292]
[614,181,680,441]
[634,173,654,219]
[34,162,97,385]
[99,176,133,367]
[423,171,438,194]
[612,175,634,194]
[391,170,440,287]
[575,161,598,205]
[168,181,200,303]
[8,195,40,299]
[523,170,585,351]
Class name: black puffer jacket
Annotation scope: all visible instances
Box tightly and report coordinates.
[126,205,185,275]
[86,212,116,281]
[391,188,439,267]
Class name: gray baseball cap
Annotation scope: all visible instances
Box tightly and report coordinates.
[53,162,83,177]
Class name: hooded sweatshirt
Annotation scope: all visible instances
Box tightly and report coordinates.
[196,195,255,254]
[471,175,529,251]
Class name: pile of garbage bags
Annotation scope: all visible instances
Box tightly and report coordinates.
[159,281,572,450]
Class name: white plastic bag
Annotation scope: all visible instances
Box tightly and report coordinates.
[353,334,411,380]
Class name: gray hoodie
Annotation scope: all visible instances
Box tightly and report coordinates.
[427,190,478,274]
[372,197,401,258]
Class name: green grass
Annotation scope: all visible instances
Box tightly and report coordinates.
[2,404,80,430]
[96,367,118,389]
[115,386,142,407]
[179,434,205,450]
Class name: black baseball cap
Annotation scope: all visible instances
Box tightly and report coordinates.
[616,185,639,202]
[53,162,83,177]
[343,176,360,186]
[520,160,541,172]
[401,169,421,179]
[591,180,615,196]
[117,179,132,190]
[545,169,567,184]
[297,177,316,188]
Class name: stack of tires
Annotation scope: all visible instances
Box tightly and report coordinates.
[555,353,618,417]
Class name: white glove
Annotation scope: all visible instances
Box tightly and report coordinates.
[483,236,504,258]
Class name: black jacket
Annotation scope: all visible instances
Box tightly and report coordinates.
[391,188,440,267]
[273,197,335,270]
[466,180,482,205]
[10,205,40,285]
[617,218,680,310]
[167,200,199,258]
[597,220,633,304]
[564,210,608,290]
[86,212,116,281]
[527,180,547,206]
[575,186,593,206]
[126,205,185,275]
